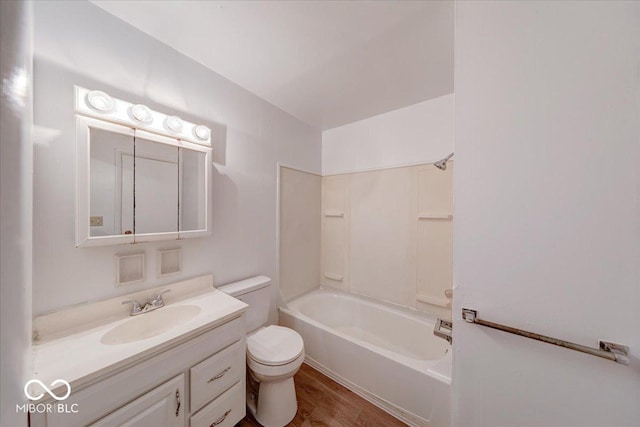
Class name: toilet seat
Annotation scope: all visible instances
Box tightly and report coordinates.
[247,325,304,366]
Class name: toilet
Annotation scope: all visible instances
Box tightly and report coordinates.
[219,276,304,427]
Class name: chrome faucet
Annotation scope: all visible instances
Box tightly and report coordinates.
[122,289,170,316]
[433,318,453,344]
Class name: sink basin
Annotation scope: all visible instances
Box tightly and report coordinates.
[101,305,201,345]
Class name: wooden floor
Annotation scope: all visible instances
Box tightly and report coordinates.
[241,363,407,427]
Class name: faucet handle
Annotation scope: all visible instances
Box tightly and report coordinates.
[149,289,170,307]
[122,300,143,315]
[156,289,170,300]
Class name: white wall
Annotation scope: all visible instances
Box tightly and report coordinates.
[0,1,32,425]
[454,2,640,426]
[322,93,454,175]
[32,1,321,320]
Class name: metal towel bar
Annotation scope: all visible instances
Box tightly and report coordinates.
[462,308,629,365]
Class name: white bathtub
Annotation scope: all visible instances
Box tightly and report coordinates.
[279,288,451,427]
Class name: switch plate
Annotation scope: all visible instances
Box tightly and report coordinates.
[90,216,103,226]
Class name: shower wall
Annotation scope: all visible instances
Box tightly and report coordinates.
[321,162,453,318]
[279,167,322,301]
[277,95,454,312]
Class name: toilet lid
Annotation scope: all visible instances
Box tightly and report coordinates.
[247,326,304,366]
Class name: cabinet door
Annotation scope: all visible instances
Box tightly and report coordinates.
[89,375,185,427]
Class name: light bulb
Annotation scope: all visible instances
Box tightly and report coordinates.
[165,115,183,132]
[131,104,153,124]
[86,90,114,112]
[194,125,210,141]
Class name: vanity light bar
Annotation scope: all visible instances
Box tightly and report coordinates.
[74,86,211,146]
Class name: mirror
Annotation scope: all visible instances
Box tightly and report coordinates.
[180,148,207,232]
[89,125,134,237]
[77,116,210,247]
[131,135,179,236]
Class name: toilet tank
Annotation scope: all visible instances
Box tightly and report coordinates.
[218,276,271,333]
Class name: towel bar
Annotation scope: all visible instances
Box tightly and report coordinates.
[462,308,629,365]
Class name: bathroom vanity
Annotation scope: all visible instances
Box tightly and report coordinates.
[29,275,247,427]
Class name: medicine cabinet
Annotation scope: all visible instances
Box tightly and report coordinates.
[75,86,211,247]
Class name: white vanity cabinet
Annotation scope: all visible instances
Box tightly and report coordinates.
[31,315,246,427]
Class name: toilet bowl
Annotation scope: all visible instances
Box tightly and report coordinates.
[246,325,305,427]
[218,276,305,427]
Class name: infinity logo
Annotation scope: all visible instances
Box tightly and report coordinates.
[24,379,71,401]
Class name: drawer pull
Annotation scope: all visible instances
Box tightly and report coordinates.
[175,389,181,416]
[210,409,232,426]
[207,366,231,383]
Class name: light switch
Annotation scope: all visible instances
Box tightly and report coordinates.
[90,216,103,226]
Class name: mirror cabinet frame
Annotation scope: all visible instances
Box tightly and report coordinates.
[75,87,212,247]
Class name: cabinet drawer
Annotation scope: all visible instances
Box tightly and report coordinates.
[190,339,245,412]
[190,381,245,427]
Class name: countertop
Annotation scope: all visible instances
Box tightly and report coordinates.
[30,276,247,396]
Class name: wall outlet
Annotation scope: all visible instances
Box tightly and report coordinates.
[90,216,103,226]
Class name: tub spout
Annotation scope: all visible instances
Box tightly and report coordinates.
[434,318,453,344]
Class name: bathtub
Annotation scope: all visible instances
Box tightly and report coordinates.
[279,288,451,427]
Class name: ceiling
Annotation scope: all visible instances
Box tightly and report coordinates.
[91,1,454,130]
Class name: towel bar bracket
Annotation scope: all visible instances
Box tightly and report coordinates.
[599,341,630,365]
[462,308,477,323]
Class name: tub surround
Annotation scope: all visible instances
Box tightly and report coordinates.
[278,166,321,302]
[31,274,247,396]
[320,162,454,319]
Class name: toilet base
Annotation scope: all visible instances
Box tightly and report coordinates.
[247,376,297,427]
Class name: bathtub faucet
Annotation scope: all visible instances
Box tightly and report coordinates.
[433,318,453,344]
